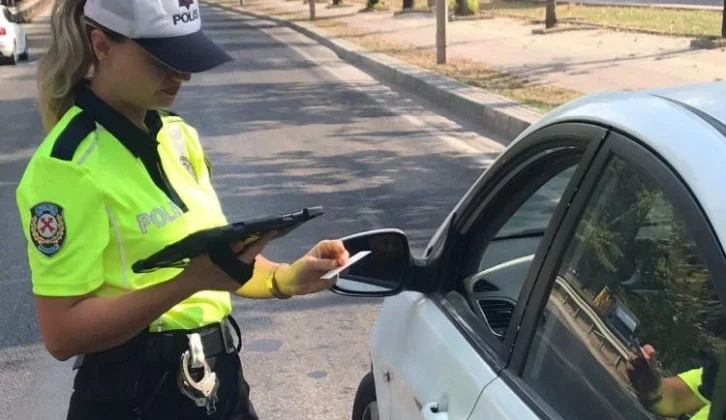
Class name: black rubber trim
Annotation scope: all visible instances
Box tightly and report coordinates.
[50,112,96,161]
[204,155,213,179]
[655,95,726,138]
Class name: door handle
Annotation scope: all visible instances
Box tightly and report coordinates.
[421,402,448,420]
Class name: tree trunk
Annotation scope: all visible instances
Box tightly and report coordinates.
[333,0,342,5]
[545,0,557,28]
[403,0,414,9]
[722,0,726,37]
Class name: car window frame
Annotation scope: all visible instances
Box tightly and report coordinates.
[500,129,726,420]
[429,122,609,370]
[1,8,12,23]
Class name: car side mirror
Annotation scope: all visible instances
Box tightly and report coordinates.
[330,229,411,297]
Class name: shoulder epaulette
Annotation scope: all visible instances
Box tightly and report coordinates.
[50,112,96,161]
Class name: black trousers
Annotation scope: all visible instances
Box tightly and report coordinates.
[66,347,259,420]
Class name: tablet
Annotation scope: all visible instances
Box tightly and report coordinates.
[131,206,324,273]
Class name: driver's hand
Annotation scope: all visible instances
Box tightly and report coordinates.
[626,344,663,402]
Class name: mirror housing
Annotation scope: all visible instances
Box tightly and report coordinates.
[330,229,412,297]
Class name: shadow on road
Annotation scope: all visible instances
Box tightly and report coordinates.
[0,1,492,354]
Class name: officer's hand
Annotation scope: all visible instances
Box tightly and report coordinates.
[275,240,349,296]
[627,344,663,402]
[180,233,276,293]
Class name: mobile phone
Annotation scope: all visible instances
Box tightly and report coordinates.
[321,251,372,281]
[630,337,647,360]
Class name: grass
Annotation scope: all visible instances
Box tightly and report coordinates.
[480,1,723,37]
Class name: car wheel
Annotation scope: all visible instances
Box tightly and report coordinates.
[352,372,378,420]
[19,36,28,60]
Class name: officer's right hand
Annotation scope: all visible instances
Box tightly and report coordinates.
[626,344,663,401]
[178,233,275,293]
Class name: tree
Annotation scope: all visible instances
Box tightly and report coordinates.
[545,0,557,29]
[722,0,726,37]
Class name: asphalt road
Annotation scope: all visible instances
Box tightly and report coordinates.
[0,3,506,419]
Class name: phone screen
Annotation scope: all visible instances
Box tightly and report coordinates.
[630,337,646,361]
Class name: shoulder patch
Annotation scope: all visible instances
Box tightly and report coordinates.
[50,112,96,161]
[30,202,66,257]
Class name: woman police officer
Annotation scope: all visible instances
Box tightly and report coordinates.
[16,0,350,418]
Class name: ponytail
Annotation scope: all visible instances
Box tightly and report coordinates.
[36,0,92,133]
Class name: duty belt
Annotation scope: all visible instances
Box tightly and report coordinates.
[144,317,241,364]
[72,316,242,369]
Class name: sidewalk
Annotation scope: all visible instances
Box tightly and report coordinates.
[242,0,726,96]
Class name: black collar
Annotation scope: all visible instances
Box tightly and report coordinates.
[74,81,163,159]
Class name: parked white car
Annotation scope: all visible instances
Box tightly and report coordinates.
[333,81,726,420]
[0,5,27,64]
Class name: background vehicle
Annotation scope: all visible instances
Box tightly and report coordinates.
[334,81,726,420]
[0,5,27,64]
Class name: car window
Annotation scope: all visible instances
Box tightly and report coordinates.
[522,154,726,420]
[462,160,579,340]
[2,8,13,23]
[493,167,576,241]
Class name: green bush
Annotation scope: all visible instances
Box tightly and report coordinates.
[449,0,478,15]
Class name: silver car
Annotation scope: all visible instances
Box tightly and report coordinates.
[333,81,726,420]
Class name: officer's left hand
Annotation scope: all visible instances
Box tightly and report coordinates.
[276,240,349,296]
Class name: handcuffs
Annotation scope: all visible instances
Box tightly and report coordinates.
[177,246,252,414]
[178,333,220,415]
[176,247,284,414]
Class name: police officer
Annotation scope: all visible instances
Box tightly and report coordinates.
[17,0,350,419]
[627,344,716,419]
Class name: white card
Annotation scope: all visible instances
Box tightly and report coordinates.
[321,250,372,280]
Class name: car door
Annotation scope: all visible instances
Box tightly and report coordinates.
[468,130,726,419]
[372,122,607,420]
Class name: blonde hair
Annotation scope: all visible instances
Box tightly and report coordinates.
[36,0,93,133]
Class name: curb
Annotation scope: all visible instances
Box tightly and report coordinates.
[205,2,543,142]
[691,37,726,50]
[532,24,598,34]
[392,8,434,15]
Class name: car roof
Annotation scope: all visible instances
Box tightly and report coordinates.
[515,80,726,252]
